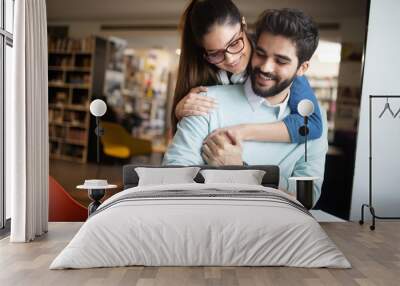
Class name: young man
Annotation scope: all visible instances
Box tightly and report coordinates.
[163,9,328,204]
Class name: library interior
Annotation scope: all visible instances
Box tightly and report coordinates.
[45,0,367,220]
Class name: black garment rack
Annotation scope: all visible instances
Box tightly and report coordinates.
[359,95,400,230]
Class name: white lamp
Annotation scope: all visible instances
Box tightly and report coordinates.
[90,99,107,117]
[298,99,314,117]
[297,99,315,162]
[293,99,316,210]
[90,99,107,163]
[75,99,114,216]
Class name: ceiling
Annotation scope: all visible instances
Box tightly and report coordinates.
[46,0,368,24]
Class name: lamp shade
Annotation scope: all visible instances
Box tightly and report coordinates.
[90,99,107,117]
[297,99,314,117]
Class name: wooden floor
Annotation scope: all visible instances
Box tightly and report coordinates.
[1,222,399,286]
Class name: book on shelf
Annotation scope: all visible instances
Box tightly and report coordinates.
[48,37,94,53]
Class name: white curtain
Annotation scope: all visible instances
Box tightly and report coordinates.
[7,0,49,242]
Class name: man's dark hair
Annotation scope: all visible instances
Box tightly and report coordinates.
[255,8,319,64]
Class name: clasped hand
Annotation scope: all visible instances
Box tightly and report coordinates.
[201,128,243,166]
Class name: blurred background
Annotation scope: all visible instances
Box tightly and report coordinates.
[45,0,368,220]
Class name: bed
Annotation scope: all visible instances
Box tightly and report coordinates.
[50,165,350,269]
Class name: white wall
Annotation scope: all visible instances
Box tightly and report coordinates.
[351,0,400,220]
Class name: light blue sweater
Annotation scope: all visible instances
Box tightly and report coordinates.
[163,84,328,203]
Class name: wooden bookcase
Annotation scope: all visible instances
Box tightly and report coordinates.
[48,36,107,163]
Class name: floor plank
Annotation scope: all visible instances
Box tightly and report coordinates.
[0,222,399,286]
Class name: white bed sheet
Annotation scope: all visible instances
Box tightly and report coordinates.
[50,183,350,269]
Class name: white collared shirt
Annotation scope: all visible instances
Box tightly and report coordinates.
[244,79,290,120]
[163,83,329,203]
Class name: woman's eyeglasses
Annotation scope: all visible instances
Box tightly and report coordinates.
[204,37,245,65]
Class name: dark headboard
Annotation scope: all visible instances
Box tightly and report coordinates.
[123,165,280,189]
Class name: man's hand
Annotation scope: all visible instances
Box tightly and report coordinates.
[202,130,243,166]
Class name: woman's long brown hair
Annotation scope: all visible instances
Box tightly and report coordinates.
[171,0,242,134]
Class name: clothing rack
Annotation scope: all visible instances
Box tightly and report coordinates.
[359,95,400,230]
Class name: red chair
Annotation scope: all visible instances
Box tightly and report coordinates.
[49,176,88,221]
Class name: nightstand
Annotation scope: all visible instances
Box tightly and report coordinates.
[289,176,319,210]
[77,180,117,216]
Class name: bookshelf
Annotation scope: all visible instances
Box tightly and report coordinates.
[120,49,171,147]
[48,36,107,163]
[308,76,338,132]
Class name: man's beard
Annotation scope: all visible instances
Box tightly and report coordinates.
[250,67,297,98]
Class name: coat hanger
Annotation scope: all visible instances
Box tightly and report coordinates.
[394,106,400,118]
[378,97,395,118]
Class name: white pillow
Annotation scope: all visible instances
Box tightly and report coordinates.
[135,167,200,186]
[200,169,266,185]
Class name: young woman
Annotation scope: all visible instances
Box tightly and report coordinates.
[172,0,322,144]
